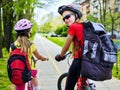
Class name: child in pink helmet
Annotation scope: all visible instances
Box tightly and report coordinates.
[10,19,48,90]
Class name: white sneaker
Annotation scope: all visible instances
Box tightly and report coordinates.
[89,83,96,90]
[35,86,41,90]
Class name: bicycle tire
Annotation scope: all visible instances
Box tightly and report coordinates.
[57,73,68,90]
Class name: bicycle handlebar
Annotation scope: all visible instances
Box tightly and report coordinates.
[64,51,72,58]
[32,56,49,63]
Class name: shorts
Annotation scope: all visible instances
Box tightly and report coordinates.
[31,70,37,78]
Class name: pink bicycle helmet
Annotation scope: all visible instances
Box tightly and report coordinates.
[14,19,32,31]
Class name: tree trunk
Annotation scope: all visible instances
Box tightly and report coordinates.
[3,1,14,51]
[0,8,3,58]
[98,0,102,23]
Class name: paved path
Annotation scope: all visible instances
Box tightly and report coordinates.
[33,33,120,90]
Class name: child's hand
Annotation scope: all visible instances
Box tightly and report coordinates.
[42,57,49,61]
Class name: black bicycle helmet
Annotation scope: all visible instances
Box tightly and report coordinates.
[58,4,82,19]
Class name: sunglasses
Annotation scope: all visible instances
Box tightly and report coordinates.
[63,14,74,21]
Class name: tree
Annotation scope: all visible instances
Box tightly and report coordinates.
[2,0,39,51]
[55,25,68,37]
[39,22,52,33]
[0,8,2,57]
[0,0,41,57]
[109,7,120,36]
[86,14,100,22]
[3,0,14,51]
[92,0,120,33]
[0,0,13,57]
[93,0,108,27]
[13,0,35,20]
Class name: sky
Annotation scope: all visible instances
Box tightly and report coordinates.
[34,0,75,24]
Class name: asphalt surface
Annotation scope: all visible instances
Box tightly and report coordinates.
[33,33,120,90]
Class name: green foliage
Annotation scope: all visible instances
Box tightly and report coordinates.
[13,0,36,19]
[112,51,120,79]
[31,19,39,35]
[0,49,14,90]
[33,0,43,8]
[113,39,120,44]
[103,13,112,32]
[39,14,64,34]
[86,14,100,22]
[62,31,67,37]
[104,12,120,32]
[55,27,63,34]
[55,24,68,37]
[39,22,52,33]
[0,0,41,55]
[86,13,120,32]
[0,59,14,90]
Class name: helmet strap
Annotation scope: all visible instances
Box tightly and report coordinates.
[75,14,78,21]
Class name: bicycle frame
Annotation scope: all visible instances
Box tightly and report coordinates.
[57,51,93,90]
[67,52,89,89]
[77,77,89,90]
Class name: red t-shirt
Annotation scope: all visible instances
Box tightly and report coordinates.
[68,23,84,58]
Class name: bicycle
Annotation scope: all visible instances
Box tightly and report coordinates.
[57,51,96,90]
[26,57,49,90]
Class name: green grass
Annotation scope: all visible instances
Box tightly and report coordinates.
[47,36,66,47]
[47,36,72,51]
[112,51,120,79]
[111,39,120,79]
[46,36,120,80]
[0,48,15,90]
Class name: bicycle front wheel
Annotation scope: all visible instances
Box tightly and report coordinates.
[57,73,68,90]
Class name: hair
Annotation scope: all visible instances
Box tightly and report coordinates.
[16,32,31,53]
[72,42,79,57]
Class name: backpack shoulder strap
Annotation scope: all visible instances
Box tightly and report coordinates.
[10,43,16,51]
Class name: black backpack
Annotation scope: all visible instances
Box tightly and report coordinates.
[78,21,117,81]
[7,43,31,85]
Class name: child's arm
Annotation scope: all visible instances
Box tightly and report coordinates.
[33,49,48,61]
